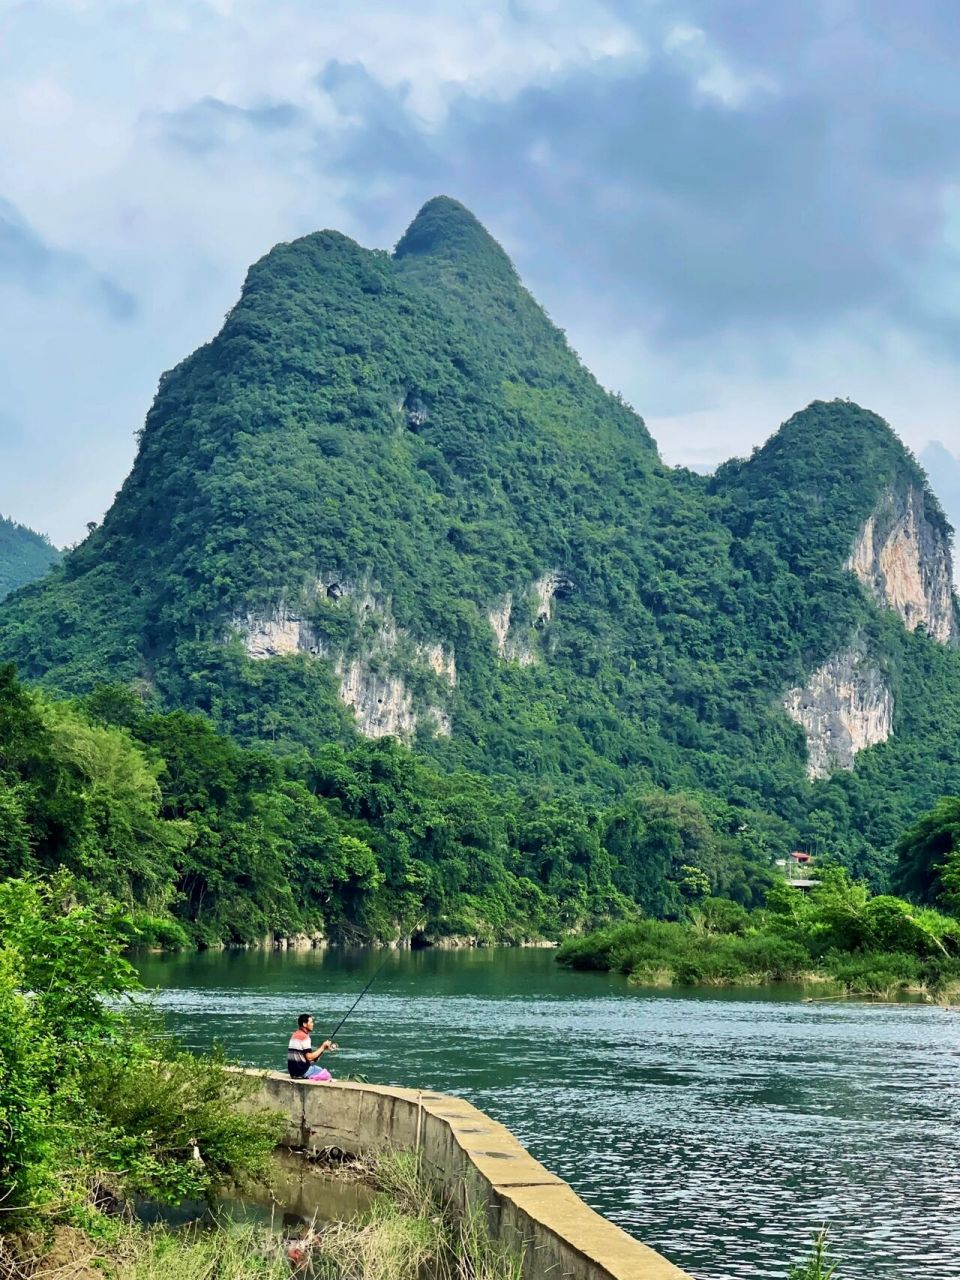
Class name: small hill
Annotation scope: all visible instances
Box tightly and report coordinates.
[920,441,960,585]
[2,198,960,881]
[0,515,60,599]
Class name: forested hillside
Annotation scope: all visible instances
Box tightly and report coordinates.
[2,196,960,885]
[0,514,59,599]
[0,665,776,943]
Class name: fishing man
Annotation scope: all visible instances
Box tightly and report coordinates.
[287,1013,336,1082]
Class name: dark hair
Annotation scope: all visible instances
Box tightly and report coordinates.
[298,1013,313,1029]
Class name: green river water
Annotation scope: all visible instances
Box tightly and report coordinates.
[136,946,960,1280]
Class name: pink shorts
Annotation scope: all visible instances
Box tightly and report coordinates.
[305,1066,332,1081]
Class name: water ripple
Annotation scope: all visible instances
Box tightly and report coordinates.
[136,949,960,1280]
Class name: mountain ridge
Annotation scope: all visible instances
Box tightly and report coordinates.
[2,197,959,880]
[0,514,61,601]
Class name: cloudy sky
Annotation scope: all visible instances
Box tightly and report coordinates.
[3,0,960,545]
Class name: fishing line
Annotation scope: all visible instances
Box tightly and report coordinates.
[328,951,394,1043]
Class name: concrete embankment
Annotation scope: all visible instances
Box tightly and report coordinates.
[241,1070,690,1280]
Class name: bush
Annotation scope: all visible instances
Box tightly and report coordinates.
[127,912,191,951]
[0,947,63,1215]
[557,923,644,971]
[732,935,809,981]
[81,1050,287,1203]
[0,874,284,1220]
[824,951,921,996]
[695,897,751,936]
[673,952,748,986]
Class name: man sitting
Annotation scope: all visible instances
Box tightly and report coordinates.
[287,1013,335,1081]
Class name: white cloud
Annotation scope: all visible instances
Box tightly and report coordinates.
[663,21,775,105]
[2,0,960,546]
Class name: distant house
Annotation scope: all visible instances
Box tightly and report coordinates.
[775,851,821,891]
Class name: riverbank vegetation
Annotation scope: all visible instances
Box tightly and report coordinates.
[0,663,780,946]
[4,657,960,958]
[0,875,283,1228]
[557,868,960,998]
[0,876,521,1279]
[5,1152,523,1280]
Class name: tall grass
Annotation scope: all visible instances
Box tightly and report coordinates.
[788,1229,838,1279]
[122,1224,290,1280]
[8,1152,522,1280]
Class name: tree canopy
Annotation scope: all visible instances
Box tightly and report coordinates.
[1,198,959,883]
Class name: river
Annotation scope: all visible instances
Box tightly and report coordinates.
[136,946,960,1280]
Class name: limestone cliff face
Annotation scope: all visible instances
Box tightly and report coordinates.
[784,643,893,780]
[233,605,326,660]
[784,482,955,777]
[232,575,455,741]
[846,484,956,644]
[488,571,573,665]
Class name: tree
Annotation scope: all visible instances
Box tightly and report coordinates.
[893,796,960,910]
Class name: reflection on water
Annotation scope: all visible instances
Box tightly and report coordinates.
[137,1150,375,1232]
[136,947,960,1280]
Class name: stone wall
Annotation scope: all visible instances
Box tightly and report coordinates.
[239,1070,689,1280]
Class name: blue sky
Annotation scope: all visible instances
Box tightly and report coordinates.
[3,0,960,545]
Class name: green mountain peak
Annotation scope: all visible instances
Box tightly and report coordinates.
[3,206,960,884]
[395,195,508,261]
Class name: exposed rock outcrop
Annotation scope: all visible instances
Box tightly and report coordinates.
[416,641,457,686]
[233,605,324,659]
[337,658,419,739]
[784,643,893,779]
[233,575,454,741]
[846,485,956,644]
[488,594,513,658]
[488,571,573,664]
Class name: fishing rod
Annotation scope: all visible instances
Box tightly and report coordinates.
[327,951,394,1044]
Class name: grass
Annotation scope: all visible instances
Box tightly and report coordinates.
[788,1229,839,1279]
[3,1152,522,1280]
[312,1150,524,1280]
[115,1224,291,1280]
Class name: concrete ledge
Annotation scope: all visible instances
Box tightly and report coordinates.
[237,1070,690,1280]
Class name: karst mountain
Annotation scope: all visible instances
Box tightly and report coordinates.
[3,196,959,874]
[0,515,60,600]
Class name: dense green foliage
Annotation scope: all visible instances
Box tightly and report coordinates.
[0,875,283,1223]
[0,664,785,943]
[0,513,59,599]
[2,197,960,885]
[557,869,960,998]
[893,795,960,913]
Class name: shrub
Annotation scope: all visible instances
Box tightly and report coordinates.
[673,950,747,986]
[80,1050,287,1203]
[0,947,63,1216]
[695,897,751,936]
[824,951,920,996]
[0,875,284,1220]
[128,912,191,950]
[731,935,809,981]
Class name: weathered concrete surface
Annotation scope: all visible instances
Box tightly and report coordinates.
[238,1070,690,1280]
